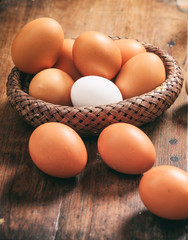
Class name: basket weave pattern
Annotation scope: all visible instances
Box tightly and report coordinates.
[6,39,184,135]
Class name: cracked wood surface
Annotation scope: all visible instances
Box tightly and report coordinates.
[0,0,187,239]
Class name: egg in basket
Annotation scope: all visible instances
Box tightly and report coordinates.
[7,18,184,135]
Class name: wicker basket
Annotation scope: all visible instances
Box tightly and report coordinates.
[6,38,184,135]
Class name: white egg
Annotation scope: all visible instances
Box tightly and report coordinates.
[71,76,123,107]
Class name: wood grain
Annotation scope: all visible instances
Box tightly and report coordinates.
[0,0,187,239]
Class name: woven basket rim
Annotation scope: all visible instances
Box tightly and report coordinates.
[6,38,184,134]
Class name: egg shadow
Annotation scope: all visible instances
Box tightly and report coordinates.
[0,162,78,240]
[140,117,163,138]
[0,158,78,207]
[0,0,8,12]
[172,103,187,128]
[118,210,187,240]
[79,151,142,199]
[80,131,145,200]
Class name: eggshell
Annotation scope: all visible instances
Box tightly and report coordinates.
[72,31,122,79]
[53,39,82,81]
[115,38,146,66]
[28,122,87,178]
[11,17,64,74]
[139,165,188,220]
[71,76,123,107]
[115,52,166,99]
[29,68,74,106]
[97,123,156,174]
[185,77,188,95]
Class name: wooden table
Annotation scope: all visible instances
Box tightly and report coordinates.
[0,0,187,239]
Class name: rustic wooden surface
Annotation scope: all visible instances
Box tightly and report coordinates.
[0,0,187,239]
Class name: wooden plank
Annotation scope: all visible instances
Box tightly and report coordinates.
[0,0,187,239]
[53,0,188,239]
[0,114,64,240]
[0,2,68,240]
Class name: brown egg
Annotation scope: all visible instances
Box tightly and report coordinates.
[98,123,156,175]
[11,17,64,74]
[115,38,146,66]
[29,68,74,106]
[115,52,166,99]
[29,122,87,178]
[53,39,82,81]
[139,165,188,220]
[72,31,122,80]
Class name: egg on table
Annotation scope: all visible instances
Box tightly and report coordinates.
[97,123,156,175]
[139,165,188,220]
[28,122,87,178]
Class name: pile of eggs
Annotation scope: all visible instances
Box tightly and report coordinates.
[11,17,166,107]
[11,17,188,221]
